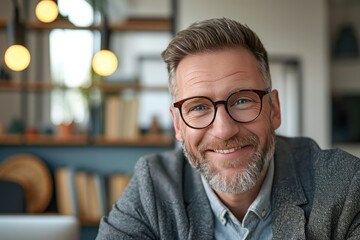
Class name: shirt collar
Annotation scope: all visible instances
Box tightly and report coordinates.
[202,158,274,224]
[248,157,274,220]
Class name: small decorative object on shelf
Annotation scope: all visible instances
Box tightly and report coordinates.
[57,122,75,140]
[7,118,25,134]
[25,127,38,140]
[147,115,163,139]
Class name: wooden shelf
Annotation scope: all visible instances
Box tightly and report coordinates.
[0,80,56,91]
[27,134,89,146]
[0,133,173,146]
[0,80,168,92]
[0,17,171,32]
[94,82,168,93]
[108,18,171,31]
[94,134,173,146]
[0,134,22,145]
[0,134,89,146]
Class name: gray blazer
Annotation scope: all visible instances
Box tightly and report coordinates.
[96,136,360,239]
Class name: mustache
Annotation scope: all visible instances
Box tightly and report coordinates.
[198,135,260,153]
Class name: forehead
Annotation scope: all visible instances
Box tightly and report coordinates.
[174,47,265,100]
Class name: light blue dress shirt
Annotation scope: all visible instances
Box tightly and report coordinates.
[202,158,274,240]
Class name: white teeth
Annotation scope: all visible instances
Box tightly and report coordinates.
[214,147,238,154]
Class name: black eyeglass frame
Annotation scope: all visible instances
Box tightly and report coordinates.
[173,89,271,129]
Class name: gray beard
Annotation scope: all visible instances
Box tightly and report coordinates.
[182,134,275,194]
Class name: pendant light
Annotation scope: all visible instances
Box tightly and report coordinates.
[35,0,59,23]
[92,13,118,77]
[92,49,118,77]
[4,1,31,72]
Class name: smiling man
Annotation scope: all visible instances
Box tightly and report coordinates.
[96,18,360,240]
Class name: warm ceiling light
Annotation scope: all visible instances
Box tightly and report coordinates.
[4,45,31,71]
[35,0,58,23]
[92,50,118,76]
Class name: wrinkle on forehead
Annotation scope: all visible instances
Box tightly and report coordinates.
[182,70,246,88]
[175,48,264,98]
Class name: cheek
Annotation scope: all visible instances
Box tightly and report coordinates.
[171,108,204,145]
[245,113,274,144]
[177,123,204,147]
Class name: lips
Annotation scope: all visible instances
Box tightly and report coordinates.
[200,136,259,157]
[213,147,239,154]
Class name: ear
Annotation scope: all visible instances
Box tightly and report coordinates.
[270,90,281,130]
[170,106,184,142]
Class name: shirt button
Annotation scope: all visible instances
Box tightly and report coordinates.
[261,209,267,218]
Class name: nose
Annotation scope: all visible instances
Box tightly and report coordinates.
[209,104,239,140]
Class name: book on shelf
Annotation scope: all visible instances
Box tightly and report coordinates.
[123,96,140,139]
[86,172,107,222]
[55,166,131,223]
[74,171,89,220]
[55,167,78,216]
[107,173,131,210]
[74,171,107,223]
[104,93,140,140]
[104,95,124,140]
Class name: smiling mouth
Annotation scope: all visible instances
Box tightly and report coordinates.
[213,147,240,154]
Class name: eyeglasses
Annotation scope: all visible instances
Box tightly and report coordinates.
[173,89,271,129]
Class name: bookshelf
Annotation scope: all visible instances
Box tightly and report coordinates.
[0,80,173,146]
[0,15,174,147]
[0,2,176,239]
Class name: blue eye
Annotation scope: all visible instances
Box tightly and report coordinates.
[190,105,207,112]
[235,98,251,105]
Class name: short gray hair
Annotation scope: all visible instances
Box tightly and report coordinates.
[161,18,271,100]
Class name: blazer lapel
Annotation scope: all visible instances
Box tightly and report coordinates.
[272,137,308,240]
[183,156,214,240]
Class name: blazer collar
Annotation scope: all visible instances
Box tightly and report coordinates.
[271,136,308,240]
[180,149,215,239]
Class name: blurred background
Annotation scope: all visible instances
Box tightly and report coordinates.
[0,0,359,239]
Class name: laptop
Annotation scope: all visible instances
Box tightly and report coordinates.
[0,215,79,240]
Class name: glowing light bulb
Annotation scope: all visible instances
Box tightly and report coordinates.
[35,0,58,23]
[92,50,118,76]
[4,45,31,71]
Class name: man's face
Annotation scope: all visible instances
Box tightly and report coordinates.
[170,47,281,194]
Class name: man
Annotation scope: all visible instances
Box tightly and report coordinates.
[96,18,360,239]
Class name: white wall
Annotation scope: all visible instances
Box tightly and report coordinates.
[178,0,330,148]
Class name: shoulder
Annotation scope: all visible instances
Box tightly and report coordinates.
[131,148,189,202]
[97,149,191,239]
[276,135,360,166]
[134,148,186,183]
[136,148,185,170]
[273,136,360,240]
[277,137,360,201]
[276,135,322,154]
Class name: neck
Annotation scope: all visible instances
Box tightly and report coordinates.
[214,166,269,221]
